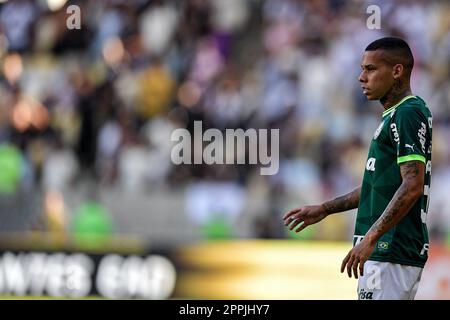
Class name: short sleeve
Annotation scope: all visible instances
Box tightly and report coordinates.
[390,107,427,165]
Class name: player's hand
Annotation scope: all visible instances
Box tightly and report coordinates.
[282,205,328,233]
[340,237,376,279]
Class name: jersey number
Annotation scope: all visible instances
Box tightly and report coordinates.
[421,160,432,224]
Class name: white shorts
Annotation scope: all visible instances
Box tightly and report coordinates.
[357,260,423,300]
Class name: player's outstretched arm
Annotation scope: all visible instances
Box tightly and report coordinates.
[341,160,425,279]
[283,186,361,233]
[322,186,361,215]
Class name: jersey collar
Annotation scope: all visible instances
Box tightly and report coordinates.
[382,95,416,117]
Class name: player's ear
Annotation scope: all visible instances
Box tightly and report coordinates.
[392,64,404,80]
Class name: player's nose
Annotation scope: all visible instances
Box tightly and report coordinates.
[358,71,366,83]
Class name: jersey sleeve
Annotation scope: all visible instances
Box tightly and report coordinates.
[390,107,428,165]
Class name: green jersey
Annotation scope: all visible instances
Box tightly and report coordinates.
[354,95,432,268]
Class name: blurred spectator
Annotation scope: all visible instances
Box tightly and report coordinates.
[42,136,78,192]
[185,179,246,239]
[136,60,175,119]
[0,0,37,53]
[139,0,179,57]
[71,201,114,247]
[0,142,36,232]
[0,142,23,194]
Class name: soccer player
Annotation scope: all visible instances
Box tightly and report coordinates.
[283,37,432,300]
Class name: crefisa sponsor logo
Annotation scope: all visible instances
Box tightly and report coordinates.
[358,289,374,300]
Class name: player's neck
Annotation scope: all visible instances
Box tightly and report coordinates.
[380,82,412,111]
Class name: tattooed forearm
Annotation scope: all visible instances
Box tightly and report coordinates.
[368,184,410,240]
[365,161,424,244]
[322,186,361,215]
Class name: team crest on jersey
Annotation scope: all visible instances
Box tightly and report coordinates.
[373,121,384,140]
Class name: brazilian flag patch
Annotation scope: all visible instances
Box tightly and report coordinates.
[377,241,389,250]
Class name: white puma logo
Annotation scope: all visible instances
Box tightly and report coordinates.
[405,143,415,151]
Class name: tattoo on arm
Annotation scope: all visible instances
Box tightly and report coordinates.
[400,160,421,182]
[322,186,361,215]
[366,161,424,242]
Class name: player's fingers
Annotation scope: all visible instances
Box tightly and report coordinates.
[283,208,302,220]
[284,214,296,226]
[285,212,306,227]
[341,252,351,273]
[359,260,365,277]
[352,258,359,279]
[295,222,308,233]
[284,214,300,225]
[287,213,306,228]
[347,256,355,278]
[288,218,303,230]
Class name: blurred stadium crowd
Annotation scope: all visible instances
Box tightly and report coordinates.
[0,0,450,244]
